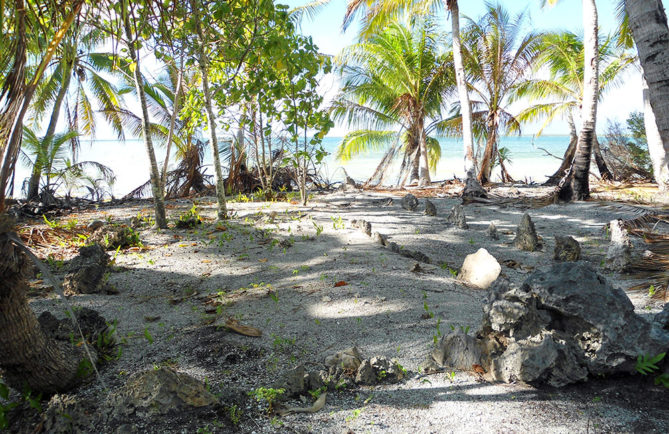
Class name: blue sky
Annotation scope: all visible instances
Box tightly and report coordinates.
[283,0,665,136]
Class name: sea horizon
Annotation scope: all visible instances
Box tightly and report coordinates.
[14,134,573,198]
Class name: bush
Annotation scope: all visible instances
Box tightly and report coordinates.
[600,112,652,181]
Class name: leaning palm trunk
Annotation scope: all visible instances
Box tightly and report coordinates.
[563,0,598,200]
[192,0,227,220]
[0,216,83,394]
[123,3,167,228]
[478,120,498,184]
[642,78,669,189]
[592,135,613,180]
[449,0,476,178]
[626,0,669,189]
[161,57,184,194]
[545,114,578,186]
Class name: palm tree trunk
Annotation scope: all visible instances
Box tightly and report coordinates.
[410,145,420,184]
[564,0,598,201]
[161,57,184,194]
[642,77,669,189]
[477,121,498,184]
[449,1,476,178]
[418,118,431,187]
[626,0,669,187]
[592,135,613,180]
[545,113,578,186]
[192,0,227,220]
[123,3,168,228]
[27,59,74,200]
[0,218,82,394]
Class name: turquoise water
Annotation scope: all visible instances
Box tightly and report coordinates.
[319,135,570,185]
[14,135,571,197]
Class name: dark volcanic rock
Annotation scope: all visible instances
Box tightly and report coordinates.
[513,213,539,251]
[424,199,437,216]
[401,194,419,211]
[63,244,110,295]
[480,263,669,386]
[447,205,468,229]
[553,235,581,261]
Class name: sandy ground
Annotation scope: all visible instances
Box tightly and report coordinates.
[10,186,669,433]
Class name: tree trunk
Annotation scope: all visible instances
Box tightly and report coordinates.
[409,145,420,184]
[417,118,431,187]
[592,135,613,181]
[0,218,82,394]
[477,121,497,184]
[449,1,475,178]
[641,77,669,189]
[563,0,598,201]
[192,0,227,220]
[123,4,168,228]
[545,113,578,186]
[161,57,184,194]
[27,59,74,200]
[626,0,669,187]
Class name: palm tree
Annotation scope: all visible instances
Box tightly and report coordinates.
[512,31,635,184]
[20,127,115,201]
[0,0,85,211]
[331,20,453,187]
[342,0,477,180]
[25,25,124,200]
[446,4,541,184]
[539,0,599,199]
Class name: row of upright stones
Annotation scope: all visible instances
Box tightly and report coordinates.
[356,194,632,279]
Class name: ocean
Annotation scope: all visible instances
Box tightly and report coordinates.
[13,135,571,198]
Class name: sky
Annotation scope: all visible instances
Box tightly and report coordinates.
[282,0,665,137]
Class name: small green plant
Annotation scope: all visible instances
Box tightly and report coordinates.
[271,334,296,353]
[43,214,62,229]
[308,386,327,400]
[65,219,78,231]
[636,352,665,375]
[423,302,434,319]
[331,215,345,230]
[447,371,456,382]
[248,387,285,413]
[313,221,324,236]
[175,204,203,229]
[346,408,362,422]
[648,285,657,297]
[143,327,154,344]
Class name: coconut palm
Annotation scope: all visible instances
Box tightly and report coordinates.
[25,25,124,200]
[537,0,599,199]
[442,4,541,184]
[0,0,85,211]
[20,127,115,201]
[342,0,477,180]
[331,20,453,187]
[512,31,635,184]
